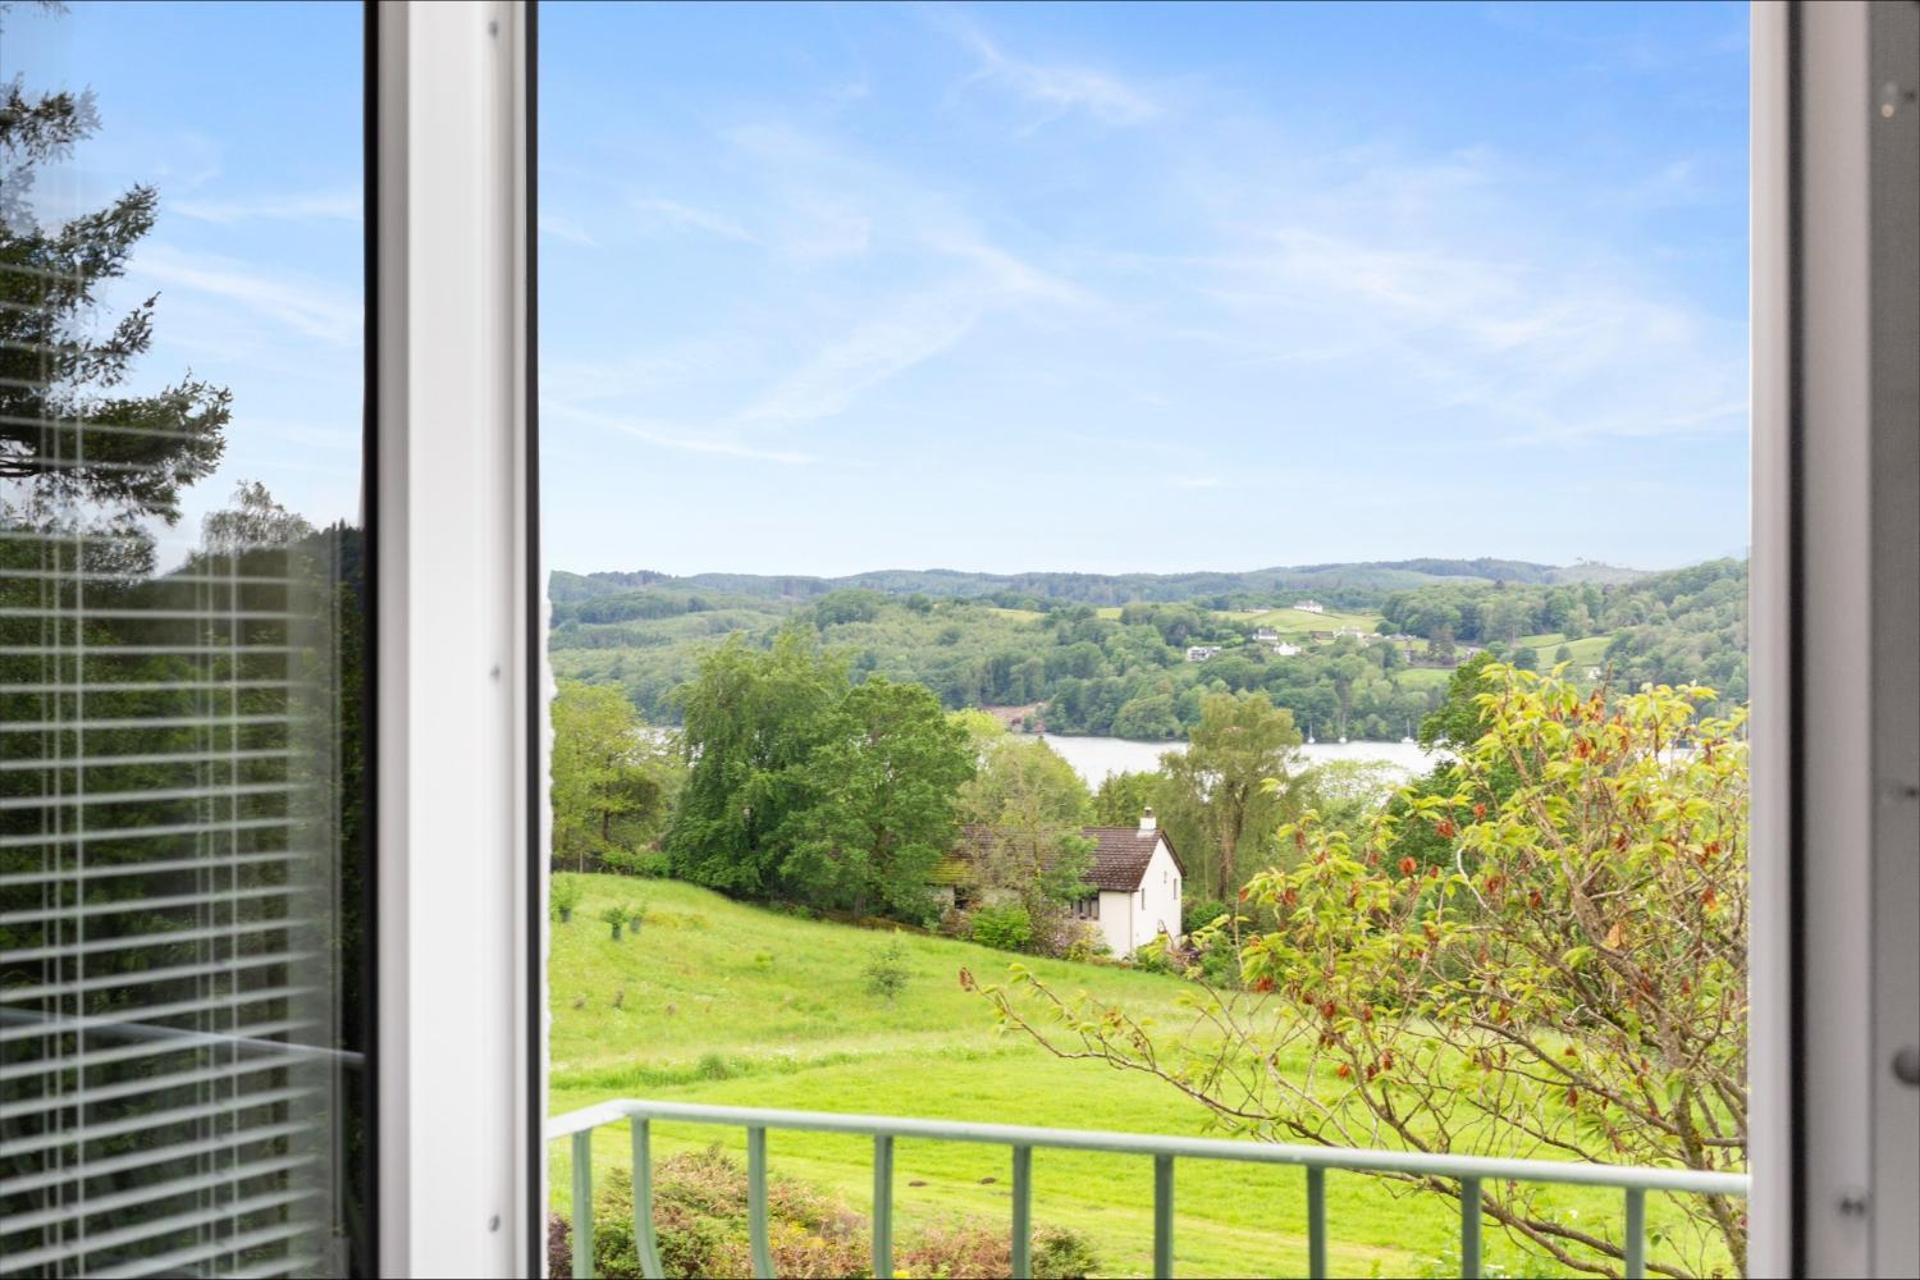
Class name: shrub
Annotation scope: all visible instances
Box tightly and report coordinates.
[628,900,649,935]
[863,935,911,1005]
[604,848,671,878]
[599,904,626,940]
[550,875,583,923]
[556,1150,1098,1279]
[1060,922,1108,964]
[968,902,1032,952]
[1128,941,1177,975]
[1180,894,1231,937]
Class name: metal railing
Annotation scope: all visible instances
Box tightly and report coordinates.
[546,1099,1749,1280]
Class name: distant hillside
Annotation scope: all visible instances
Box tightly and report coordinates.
[550,558,1646,611]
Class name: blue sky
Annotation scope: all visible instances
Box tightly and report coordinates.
[15,2,1749,576]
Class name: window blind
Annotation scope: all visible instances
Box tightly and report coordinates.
[0,7,372,1274]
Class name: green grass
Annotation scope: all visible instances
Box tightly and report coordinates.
[1515,633,1611,672]
[550,875,1710,1277]
[1233,606,1383,638]
[1392,666,1453,693]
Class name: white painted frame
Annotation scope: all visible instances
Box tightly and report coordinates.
[374,3,539,1275]
[1752,5,1920,1276]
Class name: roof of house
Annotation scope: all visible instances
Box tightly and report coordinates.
[951,823,1186,893]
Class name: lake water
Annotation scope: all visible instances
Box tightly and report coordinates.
[1035,733,1440,785]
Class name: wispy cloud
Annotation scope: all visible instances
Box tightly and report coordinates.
[171,189,360,225]
[132,244,360,346]
[547,404,814,465]
[949,19,1161,126]
[631,195,759,244]
[540,213,598,247]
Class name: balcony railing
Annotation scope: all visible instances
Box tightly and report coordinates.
[546,1099,1749,1280]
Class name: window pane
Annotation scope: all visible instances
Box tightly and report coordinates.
[1,4,370,1276]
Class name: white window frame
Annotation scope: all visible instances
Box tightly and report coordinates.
[354,3,1920,1275]
[373,3,541,1275]
[1752,4,1918,1276]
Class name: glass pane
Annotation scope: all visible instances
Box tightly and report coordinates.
[1,4,370,1276]
[541,4,1749,1276]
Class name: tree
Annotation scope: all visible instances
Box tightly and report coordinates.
[960,737,1094,948]
[665,631,843,896]
[550,681,677,871]
[1091,770,1159,826]
[1,75,230,533]
[780,678,973,919]
[1157,691,1305,898]
[979,668,1750,1278]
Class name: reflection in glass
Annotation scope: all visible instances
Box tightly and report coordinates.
[1,6,369,1275]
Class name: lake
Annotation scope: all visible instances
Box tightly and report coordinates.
[1035,733,1441,785]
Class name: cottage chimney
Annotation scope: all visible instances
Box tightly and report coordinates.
[1139,806,1157,835]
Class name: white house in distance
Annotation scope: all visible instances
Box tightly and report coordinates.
[942,810,1186,958]
[1292,599,1327,614]
[1184,644,1221,662]
[1066,810,1186,958]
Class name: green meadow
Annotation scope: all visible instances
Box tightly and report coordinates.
[548,876,1715,1277]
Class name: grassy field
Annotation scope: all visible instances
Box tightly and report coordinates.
[1514,633,1612,672]
[548,876,1717,1277]
[1233,605,1383,637]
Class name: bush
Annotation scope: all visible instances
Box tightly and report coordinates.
[1060,922,1109,964]
[628,900,649,935]
[863,935,911,1005]
[604,848,671,878]
[599,904,626,940]
[968,902,1033,952]
[552,1149,1099,1279]
[550,874,583,923]
[1180,895,1231,937]
[1128,940,1178,975]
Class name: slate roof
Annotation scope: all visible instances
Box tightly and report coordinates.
[950,823,1185,893]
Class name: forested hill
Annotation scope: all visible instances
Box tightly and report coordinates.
[551,557,1644,610]
[548,557,1746,742]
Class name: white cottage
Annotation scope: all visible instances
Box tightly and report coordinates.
[941,810,1186,960]
[1066,809,1186,959]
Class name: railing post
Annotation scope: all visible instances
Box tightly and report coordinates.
[571,1130,594,1280]
[1459,1176,1482,1279]
[1306,1166,1327,1279]
[1624,1187,1647,1279]
[747,1126,775,1279]
[872,1134,894,1279]
[1011,1144,1032,1280]
[1153,1154,1175,1279]
[631,1120,665,1280]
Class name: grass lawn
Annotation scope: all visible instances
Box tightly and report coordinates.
[1234,606,1383,638]
[550,875,1713,1277]
[1392,666,1453,693]
[1515,633,1612,672]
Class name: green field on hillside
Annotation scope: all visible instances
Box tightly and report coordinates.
[1516,633,1613,671]
[1234,605,1382,637]
[549,876,1713,1277]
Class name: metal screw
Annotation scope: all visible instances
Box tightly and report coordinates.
[1838,1190,1869,1217]
[489,1213,502,1232]
[1895,1045,1920,1088]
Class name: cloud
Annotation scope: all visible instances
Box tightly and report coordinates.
[547,403,814,465]
[733,291,985,427]
[1168,145,1748,446]
[132,244,360,346]
[631,195,759,244]
[1171,476,1224,490]
[539,214,598,246]
[950,20,1160,126]
[171,189,361,225]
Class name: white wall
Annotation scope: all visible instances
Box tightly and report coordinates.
[1093,838,1183,958]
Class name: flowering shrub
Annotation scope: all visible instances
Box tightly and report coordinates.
[979,667,1749,1277]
